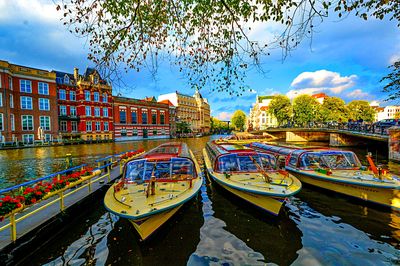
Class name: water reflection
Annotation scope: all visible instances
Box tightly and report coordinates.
[287,195,400,265]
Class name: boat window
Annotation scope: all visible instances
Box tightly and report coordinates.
[259,154,277,170]
[320,151,361,169]
[125,159,146,181]
[299,153,327,169]
[218,154,239,172]
[238,156,258,171]
[171,158,195,177]
[288,155,298,168]
[217,153,276,172]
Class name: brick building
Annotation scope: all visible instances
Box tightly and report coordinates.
[54,68,113,141]
[113,96,170,141]
[0,60,58,144]
[158,99,177,137]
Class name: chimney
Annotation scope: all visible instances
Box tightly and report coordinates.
[74,68,79,80]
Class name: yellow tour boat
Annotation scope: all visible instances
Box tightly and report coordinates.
[250,142,400,211]
[104,142,202,240]
[203,140,302,216]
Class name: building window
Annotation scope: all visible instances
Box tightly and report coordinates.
[22,115,34,131]
[0,113,3,131]
[56,77,62,84]
[86,106,91,116]
[160,112,165,125]
[152,111,157,124]
[121,128,127,136]
[38,82,49,95]
[44,134,52,142]
[21,96,33,109]
[40,116,51,130]
[20,80,32,93]
[22,134,34,144]
[86,121,92,132]
[131,111,137,124]
[70,91,76,101]
[71,121,77,132]
[120,109,126,124]
[0,93,2,107]
[60,105,67,116]
[9,77,13,90]
[153,130,157,136]
[94,92,99,102]
[132,129,138,136]
[39,98,50,110]
[85,90,91,101]
[60,121,67,132]
[104,122,109,131]
[94,107,100,117]
[102,93,108,103]
[9,94,13,108]
[95,121,101,131]
[142,111,148,124]
[10,114,15,131]
[64,75,70,84]
[103,108,108,117]
[70,106,77,117]
[161,129,166,135]
[59,89,66,100]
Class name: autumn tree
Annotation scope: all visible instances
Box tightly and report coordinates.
[293,94,320,126]
[231,110,247,131]
[268,95,292,126]
[57,0,400,96]
[320,97,348,122]
[211,117,230,133]
[347,100,376,122]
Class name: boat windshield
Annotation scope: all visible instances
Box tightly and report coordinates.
[125,158,195,181]
[299,151,361,170]
[217,153,276,172]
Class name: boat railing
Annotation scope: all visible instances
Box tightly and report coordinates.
[0,149,143,244]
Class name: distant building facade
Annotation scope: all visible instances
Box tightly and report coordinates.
[158,99,177,137]
[0,60,58,144]
[376,105,400,121]
[113,96,170,141]
[54,68,113,141]
[158,89,210,133]
[249,95,278,130]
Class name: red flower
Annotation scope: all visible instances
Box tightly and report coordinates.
[0,202,2,207]
[35,191,42,196]
[31,198,37,204]
[17,203,21,208]
[44,189,50,193]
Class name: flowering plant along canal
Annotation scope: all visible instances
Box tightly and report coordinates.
[0,136,399,265]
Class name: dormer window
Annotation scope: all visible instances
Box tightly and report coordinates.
[64,75,70,84]
[93,75,99,84]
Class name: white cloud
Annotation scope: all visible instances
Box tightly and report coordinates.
[216,112,232,121]
[290,70,357,95]
[389,53,400,65]
[347,89,369,99]
[286,88,321,99]
[0,0,61,23]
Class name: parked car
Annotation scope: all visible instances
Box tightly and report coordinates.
[374,119,399,128]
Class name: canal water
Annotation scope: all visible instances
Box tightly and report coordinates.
[0,136,399,265]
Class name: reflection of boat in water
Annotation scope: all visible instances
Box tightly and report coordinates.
[250,142,400,211]
[203,140,302,215]
[104,142,202,240]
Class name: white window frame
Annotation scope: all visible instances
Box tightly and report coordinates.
[59,105,67,116]
[0,92,2,107]
[20,80,32,93]
[71,121,77,132]
[22,134,34,144]
[86,121,92,132]
[85,106,91,116]
[60,121,67,132]
[104,122,109,132]
[9,94,13,108]
[70,91,76,101]
[10,114,15,131]
[94,107,100,117]
[38,82,49,95]
[39,98,50,111]
[21,96,33,110]
[95,121,101,131]
[85,90,91,101]
[59,89,66,100]
[102,93,108,103]
[70,106,77,117]
[40,116,51,131]
[21,115,34,131]
[94,92,99,102]
[103,108,108,117]
[8,77,13,90]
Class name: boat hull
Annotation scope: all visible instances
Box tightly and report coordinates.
[129,205,182,240]
[212,177,284,215]
[289,170,400,210]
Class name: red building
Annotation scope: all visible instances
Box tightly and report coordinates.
[0,60,58,144]
[113,96,169,141]
[54,68,113,141]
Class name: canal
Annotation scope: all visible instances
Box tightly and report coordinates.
[0,136,399,265]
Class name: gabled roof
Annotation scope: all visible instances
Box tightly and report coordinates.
[311,93,328,99]
[144,96,157,102]
[159,99,175,106]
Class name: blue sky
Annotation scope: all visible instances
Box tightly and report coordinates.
[0,0,399,121]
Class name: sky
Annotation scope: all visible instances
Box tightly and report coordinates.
[0,0,399,121]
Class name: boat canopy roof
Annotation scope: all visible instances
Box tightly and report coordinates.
[144,142,191,160]
[208,141,256,156]
[250,142,298,156]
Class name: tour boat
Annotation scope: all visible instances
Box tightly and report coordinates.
[104,142,202,240]
[249,142,400,210]
[203,140,302,215]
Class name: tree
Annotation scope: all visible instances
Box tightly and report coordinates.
[320,97,348,122]
[347,100,376,122]
[382,61,400,100]
[176,121,191,134]
[211,117,229,133]
[57,1,399,96]
[293,94,320,126]
[268,95,292,126]
[231,110,246,131]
